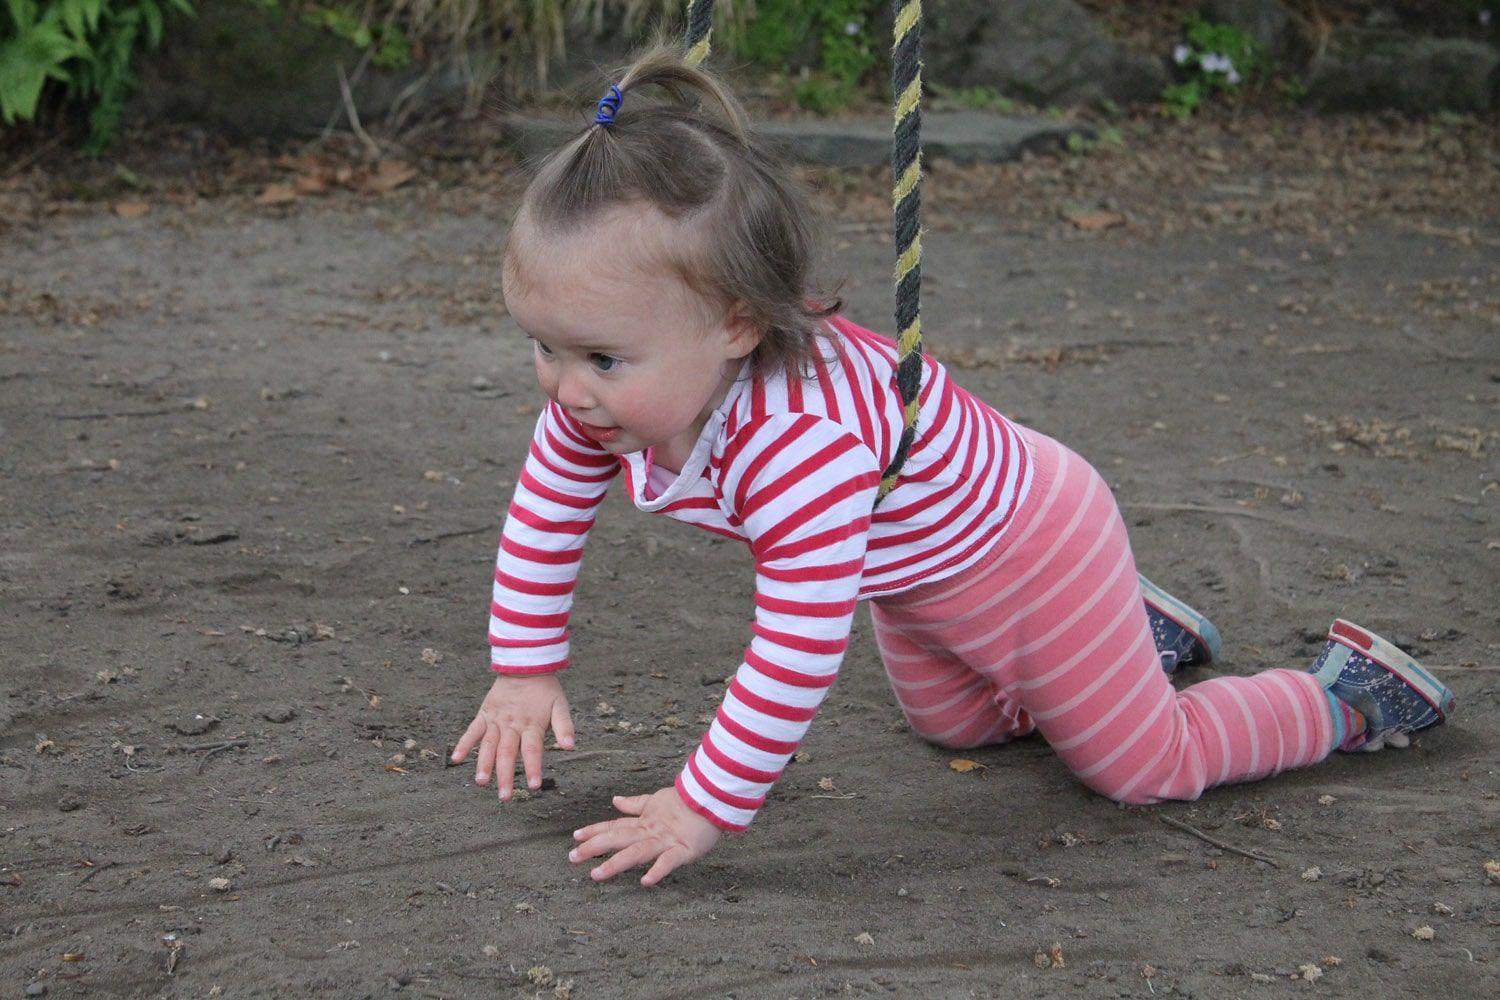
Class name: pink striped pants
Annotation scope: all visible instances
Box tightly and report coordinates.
[870,428,1336,804]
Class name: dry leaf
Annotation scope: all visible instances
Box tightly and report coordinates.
[364,160,418,194]
[420,648,442,666]
[527,966,554,987]
[1299,963,1323,983]
[61,952,85,961]
[255,184,299,206]
[209,877,232,892]
[293,173,329,196]
[817,777,837,791]
[1300,866,1322,882]
[113,200,149,219]
[949,758,987,773]
[383,764,409,774]
[1485,860,1500,884]
[1317,794,1337,806]
[854,932,874,946]
[1048,943,1066,969]
[1065,208,1126,231]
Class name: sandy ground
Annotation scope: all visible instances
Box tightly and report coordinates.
[2,140,1498,998]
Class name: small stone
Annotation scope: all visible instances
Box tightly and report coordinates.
[1299,963,1323,982]
[527,966,554,987]
[1300,866,1322,882]
[215,847,233,865]
[1411,925,1435,941]
[261,706,297,724]
[209,877,232,892]
[1317,794,1337,806]
[854,932,875,946]
[1432,902,1454,916]
[1485,859,1500,885]
[25,983,46,997]
[171,714,217,736]
[481,945,499,958]
[57,795,83,813]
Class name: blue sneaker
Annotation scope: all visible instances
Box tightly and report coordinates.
[1139,574,1223,674]
[1309,620,1457,751]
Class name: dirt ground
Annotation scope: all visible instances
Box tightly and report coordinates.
[2,113,1498,998]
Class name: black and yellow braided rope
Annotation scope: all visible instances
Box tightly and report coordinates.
[881,0,923,502]
[683,0,925,502]
[684,0,714,67]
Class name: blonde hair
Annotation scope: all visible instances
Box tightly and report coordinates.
[505,43,840,378]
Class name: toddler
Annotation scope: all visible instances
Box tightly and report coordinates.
[452,46,1456,887]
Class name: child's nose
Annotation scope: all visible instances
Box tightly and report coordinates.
[555,366,595,411]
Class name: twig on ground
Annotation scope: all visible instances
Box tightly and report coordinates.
[337,61,383,161]
[1159,815,1280,868]
[409,525,493,547]
[78,859,118,885]
[173,740,251,754]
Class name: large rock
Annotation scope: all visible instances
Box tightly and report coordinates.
[501,110,1095,168]
[925,0,1168,107]
[1307,30,1499,114]
[1199,0,1314,71]
[133,1,444,137]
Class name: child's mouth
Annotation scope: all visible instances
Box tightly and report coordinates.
[579,422,622,443]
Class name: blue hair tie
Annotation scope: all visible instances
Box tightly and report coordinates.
[594,84,623,127]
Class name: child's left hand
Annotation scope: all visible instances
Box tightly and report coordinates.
[569,786,722,887]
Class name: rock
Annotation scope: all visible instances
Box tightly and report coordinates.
[209,877,232,892]
[502,110,1093,168]
[215,846,234,865]
[171,714,218,736]
[25,981,46,996]
[261,705,297,724]
[57,794,82,813]
[925,0,1168,107]
[1308,31,1499,113]
[1200,0,1314,70]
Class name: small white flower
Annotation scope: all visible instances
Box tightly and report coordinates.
[1227,67,1242,85]
[845,21,861,36]
[1173,43,1191,65]
[1201,53,1233,74]
[1479,11,1491,28]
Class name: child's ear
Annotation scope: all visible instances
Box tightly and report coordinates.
[723,301,764,359]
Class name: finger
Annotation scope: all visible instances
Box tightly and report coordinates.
[451,716,485,763]
[520,726,544,791]
[551,697,576,750]
[570,822,642,863]
[641,845,692,888]
[590,840,661,883]
[612,793,649,816]
[474,726,499,786]
[496,728,521,801]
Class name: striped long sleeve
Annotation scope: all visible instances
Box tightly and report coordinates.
[675,413,882,831]
[488,401,619,674]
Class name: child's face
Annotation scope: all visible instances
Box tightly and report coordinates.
[502,205,759,461]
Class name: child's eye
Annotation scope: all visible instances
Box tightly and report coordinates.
[531,338,554,357]
[589,353,621,372]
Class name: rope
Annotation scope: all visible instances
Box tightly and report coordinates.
[683,0,925,502]
[684,0,714,66]
[880,0,923,502]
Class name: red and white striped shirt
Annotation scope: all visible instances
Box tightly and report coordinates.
[488,316,1034,830]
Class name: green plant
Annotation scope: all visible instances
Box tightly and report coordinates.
[1064,125,1123,156]
[1161,16,1267,118]
[929,82,1017,114]
[737,0,880,113]
[299,3,410,69]
[1,0,194,151]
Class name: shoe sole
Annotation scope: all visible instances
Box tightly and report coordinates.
[1139,575,1223,663]
[1329,619,1457,720]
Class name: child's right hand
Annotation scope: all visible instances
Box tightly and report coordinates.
[451,673,577,801]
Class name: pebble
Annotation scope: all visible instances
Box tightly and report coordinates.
[25,983,46,997]
[57,795,82,813]
[215,847,234,865]
[171,714,217,736]
[261,706,297,724]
